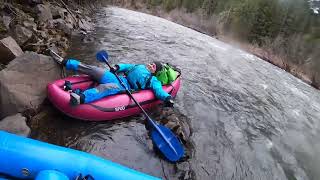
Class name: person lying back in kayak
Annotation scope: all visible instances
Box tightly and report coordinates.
[62,59,178,106]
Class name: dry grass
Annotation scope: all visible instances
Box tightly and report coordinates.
[235,39,316,87]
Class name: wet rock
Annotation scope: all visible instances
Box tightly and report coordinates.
[0,113,30,137]
[0,52,61,119]
[81,35,95,43]
[156,107,191,142]
[165,120,180,130]
[176,162,190,172]
[12,25,33,46]
[36,4,52,23]
[78,19,93,32]
[0,36,24,64]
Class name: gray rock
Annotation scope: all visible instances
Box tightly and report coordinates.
[57,36,69,50]
[23,21,37,31]
[56,19,73,36]
[64,14,75,28]
[27,0,43,6]
[0,52,61,118]
[36,4,53,22]
[2,15,12,30]
[48,19,73,36]
[27,17,35,22]
[0,113,30,137]
[35,30,48,39]
[50,5,68,19]
[47,19,74,36]
[0,36,24,64]
[12,25,33,46]
[85,16,92,23]
[46,19,55,29]
[50,5,75,27]
[82,35,95,43]
[62,23,73,36]
[78,19,94,32]
[176,162,190,171]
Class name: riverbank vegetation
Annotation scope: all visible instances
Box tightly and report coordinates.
[107,0,320,88]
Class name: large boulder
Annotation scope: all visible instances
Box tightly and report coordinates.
[36,4,52,23]
[0,36,24,64]
[0,52,61,118]
[0,113,30,137]
[12,25,33,46]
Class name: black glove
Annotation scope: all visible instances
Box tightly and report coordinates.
[110,65,119,73]
[63,81,72,91]
[164,97,174,107]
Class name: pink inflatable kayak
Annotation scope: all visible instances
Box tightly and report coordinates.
[47,74,181,121]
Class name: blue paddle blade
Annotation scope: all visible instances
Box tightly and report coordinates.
[151,125,184,162]
[96,50,109,62]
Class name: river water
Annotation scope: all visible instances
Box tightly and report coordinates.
[32,7,320,180]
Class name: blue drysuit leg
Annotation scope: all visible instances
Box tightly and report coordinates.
[65,59,107,83]
[81,72,131,103]
[82,83,122,103]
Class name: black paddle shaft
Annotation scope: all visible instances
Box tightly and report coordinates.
[101,56,181,159]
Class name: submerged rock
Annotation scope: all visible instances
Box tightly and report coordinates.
[81,35,95,43]
[78,19,93,32]
[0,52,60,119]
[156,107,191,143]
[0,113,30,137]
[0,36,24,64]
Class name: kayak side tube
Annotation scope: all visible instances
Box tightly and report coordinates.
[0,131,160,180]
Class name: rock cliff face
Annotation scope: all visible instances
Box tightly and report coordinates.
[0,1,94,58]
[0,0,96,135]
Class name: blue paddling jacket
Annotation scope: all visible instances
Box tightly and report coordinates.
[117,64,171,101]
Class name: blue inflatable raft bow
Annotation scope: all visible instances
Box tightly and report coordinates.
[0,131,160,180]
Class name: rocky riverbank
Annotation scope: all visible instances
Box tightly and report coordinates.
[0,0,95,135]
